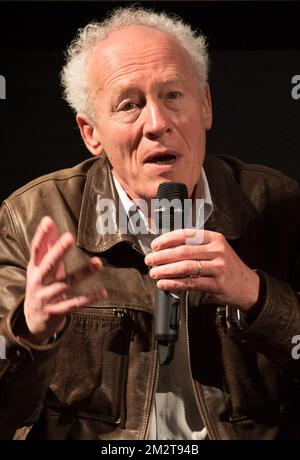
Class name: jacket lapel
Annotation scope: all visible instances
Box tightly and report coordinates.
[77,155,136,253]
[203,156,261,240]
[77,154,262,254]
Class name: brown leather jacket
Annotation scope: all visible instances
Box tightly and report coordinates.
[0,155,300,440]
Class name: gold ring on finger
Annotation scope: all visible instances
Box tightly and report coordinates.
[190,260,202,278]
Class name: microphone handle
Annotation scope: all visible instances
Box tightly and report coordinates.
[154,290,180,365]
[153,182,188,365]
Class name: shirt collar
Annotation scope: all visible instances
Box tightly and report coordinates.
[112,169,214,232]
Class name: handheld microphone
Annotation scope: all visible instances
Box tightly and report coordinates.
[154,182,188,365]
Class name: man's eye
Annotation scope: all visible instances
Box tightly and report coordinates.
[167,91,181,100]
[122,101,137,111]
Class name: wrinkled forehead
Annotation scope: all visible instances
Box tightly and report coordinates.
[86,25,196,93]
[93,24,188,60]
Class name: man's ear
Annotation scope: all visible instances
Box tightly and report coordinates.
[201,83,213,130]
[76,113,104,157]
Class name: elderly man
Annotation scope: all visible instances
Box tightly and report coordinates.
[0,7,300,440]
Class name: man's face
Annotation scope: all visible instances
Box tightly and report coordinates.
[79,25,212,201]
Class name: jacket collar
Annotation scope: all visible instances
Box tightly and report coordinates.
[77,155,136,253]
[77,155,260,253]
[203,155,260,239]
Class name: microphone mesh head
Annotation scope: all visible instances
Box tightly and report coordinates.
[157,182,188,201]
[155,182,188,233]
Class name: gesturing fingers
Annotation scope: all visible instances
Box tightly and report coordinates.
[35,257,105,302]
[35,281,70,302]
[31,216,61,267]
[37,232,75,282]
[45,287,108,316]
[61,257,103,289]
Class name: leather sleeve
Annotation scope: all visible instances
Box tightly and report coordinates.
[0,201,64,439]
[229,179,300,377]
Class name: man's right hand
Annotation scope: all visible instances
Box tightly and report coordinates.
[23,216,107,345]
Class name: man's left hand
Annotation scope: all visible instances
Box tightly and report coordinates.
[144,229,260,312]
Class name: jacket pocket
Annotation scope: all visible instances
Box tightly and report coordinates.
[215,307,284,423]
[48,307,132,425]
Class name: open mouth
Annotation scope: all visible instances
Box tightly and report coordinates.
[144,153,177,165]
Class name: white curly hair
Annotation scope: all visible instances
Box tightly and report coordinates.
[61,6,209,120]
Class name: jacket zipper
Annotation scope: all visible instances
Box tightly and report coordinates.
[215,306,236,422]
[185,291,217,440]
[132,242,160,439]
[75,307,128,316]
[142,350,159,439]
[142,291,220,440]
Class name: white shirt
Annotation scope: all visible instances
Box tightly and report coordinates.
[113,172,213,440]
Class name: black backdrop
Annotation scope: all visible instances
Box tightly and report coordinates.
[0,0,299,203]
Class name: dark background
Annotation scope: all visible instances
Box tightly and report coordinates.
[0,1,299,203]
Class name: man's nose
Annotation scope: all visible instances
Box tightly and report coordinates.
[143,101,170,140]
